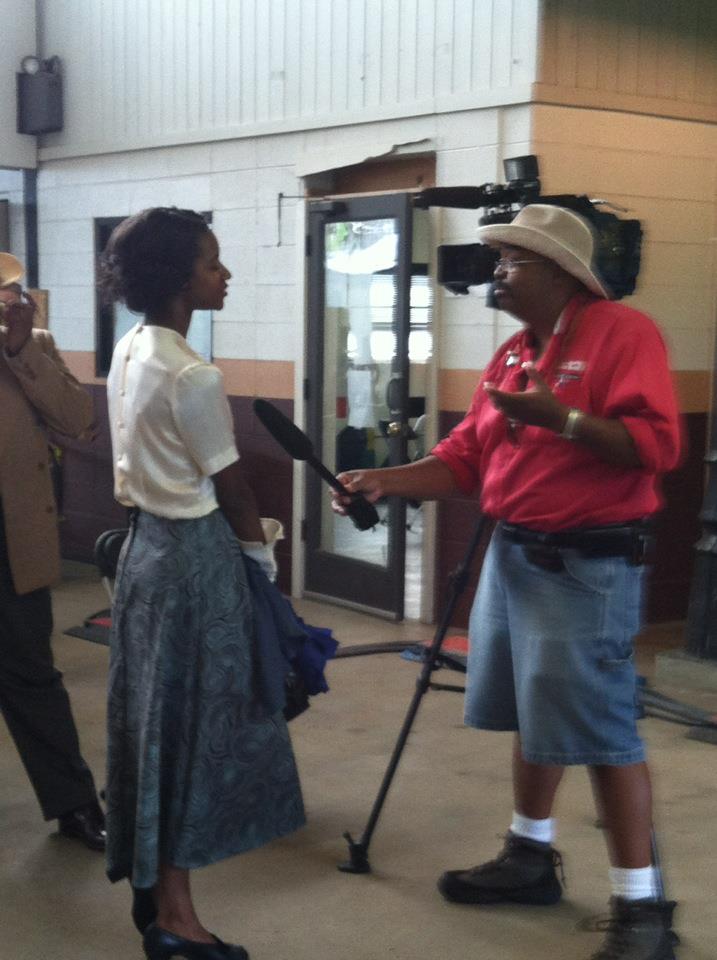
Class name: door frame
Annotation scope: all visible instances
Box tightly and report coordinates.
[302,192,415,619]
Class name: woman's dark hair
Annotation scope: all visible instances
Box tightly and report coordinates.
[98,207,209,313]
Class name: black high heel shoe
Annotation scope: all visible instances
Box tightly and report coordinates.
[132,886,158,934]
[143,923,249,959]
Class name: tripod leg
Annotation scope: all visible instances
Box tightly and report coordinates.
[339,654,435,873]
[339,515,489,874]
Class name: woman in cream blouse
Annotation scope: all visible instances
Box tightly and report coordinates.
[101,208,304,960]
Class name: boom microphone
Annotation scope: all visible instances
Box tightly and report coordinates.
[253,399,379,531]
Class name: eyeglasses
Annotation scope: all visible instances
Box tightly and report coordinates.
[494,258,545,272]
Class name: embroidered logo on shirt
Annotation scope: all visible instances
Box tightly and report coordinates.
[554,359,586,389]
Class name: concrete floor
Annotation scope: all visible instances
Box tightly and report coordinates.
[2,565,716,960]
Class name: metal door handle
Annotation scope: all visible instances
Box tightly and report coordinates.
[385,373,403,413]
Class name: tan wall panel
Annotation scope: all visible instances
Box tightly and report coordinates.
[605,198,714,246]
[536,143,713,202]
[532,103,717,158]
[530,104,717,384]
[640,244,714,284]
[662,327,716,374]
[532,84,717,125]
[536,0,717,123]
[629,285,714,332]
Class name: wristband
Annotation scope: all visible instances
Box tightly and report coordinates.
[561,407,584,441]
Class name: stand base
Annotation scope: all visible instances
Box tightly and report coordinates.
[338,832,371,874]
[686,725,717,745]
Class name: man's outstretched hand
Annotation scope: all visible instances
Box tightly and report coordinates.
[483,362,568,433]
[331,469,386,516]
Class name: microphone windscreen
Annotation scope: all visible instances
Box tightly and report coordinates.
[253,399,313,461]
[415,186,488,209]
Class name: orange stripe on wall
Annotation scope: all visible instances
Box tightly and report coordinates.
[62,351,295,400]
[63,351,104,385]
[60,352,712,414]
[439,367,711,415]
[214,359,294,399]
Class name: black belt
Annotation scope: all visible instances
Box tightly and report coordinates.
[499,519,653,566]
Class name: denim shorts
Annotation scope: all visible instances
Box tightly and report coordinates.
[464,525,646,766]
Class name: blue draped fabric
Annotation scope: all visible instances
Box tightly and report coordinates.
[243,555,339,715]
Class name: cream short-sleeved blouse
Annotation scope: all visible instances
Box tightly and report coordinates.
[107,323,239,518]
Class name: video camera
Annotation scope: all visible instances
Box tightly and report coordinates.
[414,155,642,300]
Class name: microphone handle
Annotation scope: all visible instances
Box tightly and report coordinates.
[305,453,379,531]
[306,453,349,494]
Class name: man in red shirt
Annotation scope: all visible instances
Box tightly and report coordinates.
[333,205,682,960]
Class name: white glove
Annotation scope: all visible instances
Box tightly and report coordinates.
[240,541,277,581]
[239,518,284,582]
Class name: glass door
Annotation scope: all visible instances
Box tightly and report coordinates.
[305,194,415,618]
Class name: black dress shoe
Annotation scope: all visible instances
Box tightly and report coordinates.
[57,799,106,851]
[143,923,249,959]
[132,886,158,934]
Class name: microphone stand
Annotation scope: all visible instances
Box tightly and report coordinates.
[339,513,490,874]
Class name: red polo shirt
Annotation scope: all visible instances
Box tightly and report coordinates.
[432,293,683,531]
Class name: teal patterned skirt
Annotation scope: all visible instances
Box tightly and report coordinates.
[105,509,305,888]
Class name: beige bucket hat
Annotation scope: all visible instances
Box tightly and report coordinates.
[0,252,24,288]
[476,203,610,298]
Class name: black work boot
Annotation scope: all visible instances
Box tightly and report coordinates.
[590,897,678,960]
[437,833,564,905]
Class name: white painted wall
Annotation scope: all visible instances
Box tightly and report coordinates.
[0,0,37,168]
[37,0,539,160]
[37,136,302,357]
[36,99,717,395]
[36,104,531,375]
[23,0,717,381]
[0,170,26,259]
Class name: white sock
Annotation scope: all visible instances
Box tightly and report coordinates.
[510,811,555,845]
[609,866,657,901]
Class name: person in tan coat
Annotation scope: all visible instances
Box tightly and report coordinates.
[0,252,105,850]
